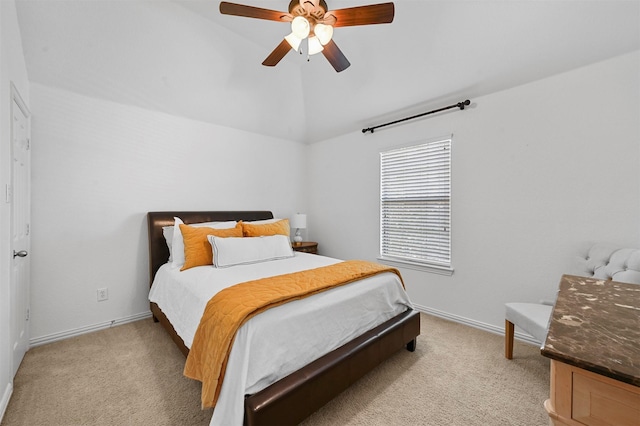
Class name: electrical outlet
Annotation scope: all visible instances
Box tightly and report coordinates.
[97,288,108,302]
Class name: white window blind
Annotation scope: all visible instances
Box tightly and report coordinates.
[380,138,451,269]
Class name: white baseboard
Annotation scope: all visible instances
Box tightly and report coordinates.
[0,382,12,424]
[27,306,539,349]
[413,304,541,346]
[29,311,153,348]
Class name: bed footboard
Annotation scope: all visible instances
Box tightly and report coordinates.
[244,309,420,426]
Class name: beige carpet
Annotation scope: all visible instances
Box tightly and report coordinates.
[2,313,549,426]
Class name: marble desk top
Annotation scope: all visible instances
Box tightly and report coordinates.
[541,274,640,387]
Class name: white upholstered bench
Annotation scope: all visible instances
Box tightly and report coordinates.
[505,243,640,359]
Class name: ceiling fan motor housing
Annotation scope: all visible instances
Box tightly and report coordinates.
[289,0,329,24]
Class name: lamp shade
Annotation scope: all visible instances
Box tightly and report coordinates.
[291,213,307,229]
[307,36,324,55]
[314,24,333,45]
[284,33,303,51]
[291,16,310,39]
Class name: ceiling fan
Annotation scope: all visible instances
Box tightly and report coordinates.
[219,0,395,72]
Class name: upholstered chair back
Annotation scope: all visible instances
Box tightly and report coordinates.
[571,243,640,284]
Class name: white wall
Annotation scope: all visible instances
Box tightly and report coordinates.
[0,0,30,419]
[12,22,640,373]
[307,51,640,334]
[29,84,307,343]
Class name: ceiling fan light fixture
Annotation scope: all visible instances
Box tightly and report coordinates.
[284,33,303,51]
[290,16,310,39]
[314,23,333,45]
[219,0,395,72]
[307,36,324,55]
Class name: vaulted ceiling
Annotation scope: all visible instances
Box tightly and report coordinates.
[15,0,640,143]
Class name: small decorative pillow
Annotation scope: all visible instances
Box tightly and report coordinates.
[209,235,294,268]
[241,218,290,237]
[179,223,243,271]
[171,217,238,269]
[243,218,282,225]
[162,225,174,261]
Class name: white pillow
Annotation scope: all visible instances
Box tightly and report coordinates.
[209,235,294,268]
[170,217,238,268]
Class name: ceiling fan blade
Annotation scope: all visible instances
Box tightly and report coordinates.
[321,40,350,72]
[262,39,293,67]
[220,2,291,22]
[325,2,394,28]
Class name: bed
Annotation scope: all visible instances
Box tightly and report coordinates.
[147,211,420,426]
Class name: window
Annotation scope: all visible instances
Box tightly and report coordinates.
[379,137,452,274]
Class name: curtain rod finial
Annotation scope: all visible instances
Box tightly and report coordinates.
[457,99,471,110]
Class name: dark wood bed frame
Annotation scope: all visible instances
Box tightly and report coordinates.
[147,211,420,426]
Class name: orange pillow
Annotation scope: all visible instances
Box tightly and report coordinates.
[179,223,243,271]
[241,219,290,237]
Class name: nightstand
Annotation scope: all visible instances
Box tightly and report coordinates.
[292,241,318,254]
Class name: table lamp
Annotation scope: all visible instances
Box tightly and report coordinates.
[291,213,307,245]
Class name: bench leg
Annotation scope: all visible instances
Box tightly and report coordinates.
[505,319,514,359]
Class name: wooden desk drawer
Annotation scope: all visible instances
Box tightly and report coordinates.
[572,371,640,426]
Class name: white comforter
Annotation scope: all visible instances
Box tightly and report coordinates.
[149,252,412,426]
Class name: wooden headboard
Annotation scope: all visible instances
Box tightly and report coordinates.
[146,211,274,286]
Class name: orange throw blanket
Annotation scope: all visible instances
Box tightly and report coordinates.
[183,260,404,408]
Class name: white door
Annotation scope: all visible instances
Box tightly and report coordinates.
[10,84,31,377]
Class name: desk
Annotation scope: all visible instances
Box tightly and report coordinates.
[541,275,640,426]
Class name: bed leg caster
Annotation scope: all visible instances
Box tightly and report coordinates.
[406,339,417,352]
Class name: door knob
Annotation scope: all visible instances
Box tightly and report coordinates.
[13,250,28,258]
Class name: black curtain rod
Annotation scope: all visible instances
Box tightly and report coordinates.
[362,99,471,134]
